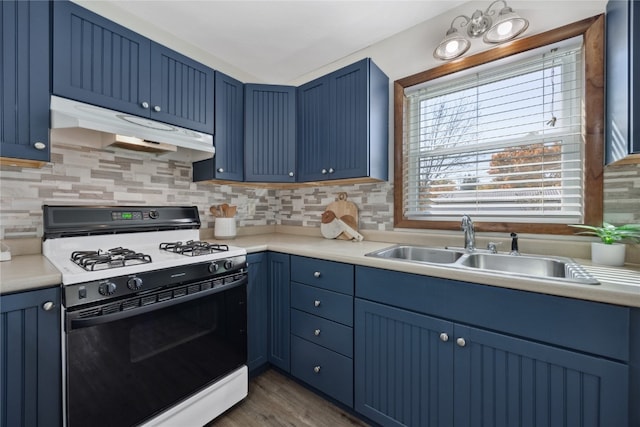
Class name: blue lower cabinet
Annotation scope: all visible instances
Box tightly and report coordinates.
[1,287,61,427]
[354,297,629,427]
[267,252,290,372]
[247,253,268,374]
[290,335,353,407]
[453,324,629,427]
[354,299,454,427]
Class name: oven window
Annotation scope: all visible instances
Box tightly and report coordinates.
[66,285,246,427]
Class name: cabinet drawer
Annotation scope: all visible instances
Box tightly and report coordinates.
[291,335,353,407]
[291,309,352,357]
[291,256,353,294]
[291,283,353,326]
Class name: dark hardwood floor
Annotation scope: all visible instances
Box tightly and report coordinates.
[206,369,369,427]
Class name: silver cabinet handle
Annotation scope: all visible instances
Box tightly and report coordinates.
[141,101,149,109]
[33,142,47,150]
[314,300,321,307]
[313,365,321,373]
[440,333,449,342]
[217,168,224,173]
[42,301,55,311]
[288,172,294,177]
[321,169,327,174]
[456,337,466,347]
[153,105,161,112]
[328,167,335,174]
[313,271,321,278]
[314,329,321,336]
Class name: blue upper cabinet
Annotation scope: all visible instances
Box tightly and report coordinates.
[297,58,389,181]
[53,1,213,134]
[193,72,244,182]
[0,0,50,163]
[605,0,639,164]
[245,85,296,182]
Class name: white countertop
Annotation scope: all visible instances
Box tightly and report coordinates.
[210,233,640,308]
[2,233,638,307]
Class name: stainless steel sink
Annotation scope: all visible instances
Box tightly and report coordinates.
[458,253,599,284]
[365,245,464,264]
[365,245,599,285]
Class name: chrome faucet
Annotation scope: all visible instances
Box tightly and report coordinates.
[461,214,475,252]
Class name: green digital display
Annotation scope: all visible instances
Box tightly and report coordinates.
[121,212,133,219]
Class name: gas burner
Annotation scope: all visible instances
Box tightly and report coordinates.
[159,240,229,257]
[71,247,153,271]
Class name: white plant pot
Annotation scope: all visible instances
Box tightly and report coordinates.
[591,242,626,266]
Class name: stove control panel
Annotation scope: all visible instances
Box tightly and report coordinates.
[64,255,247,310]
[110,210,159,221]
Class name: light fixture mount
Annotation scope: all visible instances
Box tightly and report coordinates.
[433,0,529,61]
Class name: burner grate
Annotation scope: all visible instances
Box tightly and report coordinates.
[159,240,229,256]
[71,247,153,271]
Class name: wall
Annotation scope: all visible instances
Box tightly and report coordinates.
[2,0,639,240]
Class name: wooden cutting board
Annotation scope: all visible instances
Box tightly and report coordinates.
[324,192,358,240]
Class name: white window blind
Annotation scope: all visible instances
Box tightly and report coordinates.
[403,39,584,224]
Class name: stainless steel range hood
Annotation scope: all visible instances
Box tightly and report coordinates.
[50,96,214,162]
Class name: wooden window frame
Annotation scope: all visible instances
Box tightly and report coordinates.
[394,16,604,235]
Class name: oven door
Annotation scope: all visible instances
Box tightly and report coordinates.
[64,278,247,427]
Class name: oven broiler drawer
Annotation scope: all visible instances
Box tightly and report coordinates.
[66,271,247,331]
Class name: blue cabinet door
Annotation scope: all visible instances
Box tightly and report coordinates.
[1,287,61,427]
[296,58,389,182]
[53,1,151,117]
[453,324,629,427]
[297,76,330,181]
[193,72,244,182]
[245,85,296,182]
[354,299,455,427]
[149,42,214,134]
[267,252,291,371]
[247,253,268,374]
[0,0,50,162]
[605,0,640,163]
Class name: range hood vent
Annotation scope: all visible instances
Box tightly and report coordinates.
[50,96,214,162]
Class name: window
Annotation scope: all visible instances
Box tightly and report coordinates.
[394,17,604,234]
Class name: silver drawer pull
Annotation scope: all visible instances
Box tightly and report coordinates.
[314,300,321,307]
[314,329,321,336]
[42,301,55,311]
[313,271,321,278]
[313,365,321,374]
[456,337,467,347]
[153,105,161,112]
[439,332,449,342]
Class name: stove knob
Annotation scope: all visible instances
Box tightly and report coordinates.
[127,277,143,290]
[98,282,117,296]
[224,259,234,270]
[148,210,159,219]
[209,262,220,273]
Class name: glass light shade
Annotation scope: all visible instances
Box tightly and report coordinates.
[433,28,471,60]
[483,7,529,43]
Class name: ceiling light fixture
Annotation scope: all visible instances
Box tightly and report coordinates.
[433,0,529,61]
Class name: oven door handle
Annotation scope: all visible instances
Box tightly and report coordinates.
[67,276,247,331]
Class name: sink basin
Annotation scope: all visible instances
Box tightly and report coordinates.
[458,253,599,285]
[365,245,464,264]
[365,244,599,285]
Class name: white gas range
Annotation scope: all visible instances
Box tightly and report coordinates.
[42,205,248,427]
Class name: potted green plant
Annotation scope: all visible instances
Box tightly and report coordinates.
[569,222,640,266]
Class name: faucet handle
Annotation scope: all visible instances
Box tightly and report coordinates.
[487,242,502,254]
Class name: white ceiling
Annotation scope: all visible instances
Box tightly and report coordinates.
[90,1,466,83]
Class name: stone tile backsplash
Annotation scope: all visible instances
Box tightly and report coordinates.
[1,140,639,239]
